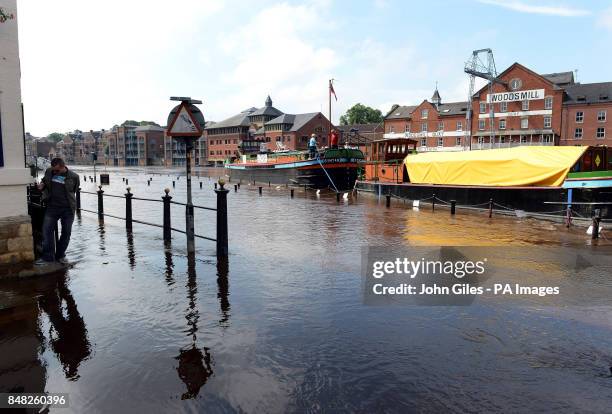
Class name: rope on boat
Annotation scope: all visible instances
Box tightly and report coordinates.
[316,157,340,193]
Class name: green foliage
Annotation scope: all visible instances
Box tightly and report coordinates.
[339,103,383,125]
[46,132,66,142]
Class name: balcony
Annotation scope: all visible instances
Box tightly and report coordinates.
[471,141,554,150]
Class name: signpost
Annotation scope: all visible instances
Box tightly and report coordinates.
[166,97,205,254]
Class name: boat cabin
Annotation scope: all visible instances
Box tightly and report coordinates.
[571,146,612,173]
[365,137,417,182]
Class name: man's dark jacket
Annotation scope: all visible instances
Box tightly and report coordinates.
[41,167,81,212]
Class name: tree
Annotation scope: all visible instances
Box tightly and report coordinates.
[339,103,383,125]
[46,132,66,142]
[121,120,161,127]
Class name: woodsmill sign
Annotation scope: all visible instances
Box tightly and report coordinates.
[486,89,545,103]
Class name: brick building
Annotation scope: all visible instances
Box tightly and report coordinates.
[337,123,384,159]
[135,125,165,166]
[383,88,469,151]
[384,62,612,153]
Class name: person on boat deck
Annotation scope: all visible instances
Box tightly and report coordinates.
[330,129,339,149]
[309,133,318,159]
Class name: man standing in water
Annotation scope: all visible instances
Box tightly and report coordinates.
[35,157,80,265]
[309,133,318,159]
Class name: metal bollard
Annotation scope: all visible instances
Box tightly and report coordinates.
[125,178,129,185]
[450,200,456,215]
[269,181,271,187]
[214,183,218,189]
[125,187,133,230]
[215,181,229,258]
[337,193,341,203]
[237,183,241,189]
[592,209,602,240]
[172,180,175,188]
[432,194,436,212]
[488,198,493,218]
[234,184,238,192]
[386,194,391,208]
[259,186,262,195]
[200,182,202,189]
[290,189,294,198]
[162,188,172,243]
[97,185,104,220]
[148,180,150,186]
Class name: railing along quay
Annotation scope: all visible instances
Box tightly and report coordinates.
[77,180,228,257]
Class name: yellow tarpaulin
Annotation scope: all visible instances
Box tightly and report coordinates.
[404,146,588,187]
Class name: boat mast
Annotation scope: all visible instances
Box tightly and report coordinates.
[329,79,333,147]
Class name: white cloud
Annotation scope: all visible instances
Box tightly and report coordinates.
[478,0,591,17]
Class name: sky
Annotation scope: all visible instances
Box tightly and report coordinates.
[17,0,612,136]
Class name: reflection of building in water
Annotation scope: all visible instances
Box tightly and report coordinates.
[0,293,46,397]
[0,271,91,397]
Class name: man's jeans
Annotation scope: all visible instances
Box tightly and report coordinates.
[42,207,74,262]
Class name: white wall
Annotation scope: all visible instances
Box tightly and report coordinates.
[0,0,32,218]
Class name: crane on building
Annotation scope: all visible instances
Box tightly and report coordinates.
[464,49,506,149]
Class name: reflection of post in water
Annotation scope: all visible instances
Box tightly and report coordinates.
[38,272,91,380]
[217,256,230,327]
[175,252,213,400]
[126,229,135,270]
[164,243,175,287]
[98,220,106,254]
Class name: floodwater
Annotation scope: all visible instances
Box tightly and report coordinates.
[1,166,612,413]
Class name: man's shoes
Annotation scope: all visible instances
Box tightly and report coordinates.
[56,257,69,265]
[34,258,54,266]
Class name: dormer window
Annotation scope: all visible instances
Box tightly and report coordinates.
[421,109,428,119]
[577,95,586,102]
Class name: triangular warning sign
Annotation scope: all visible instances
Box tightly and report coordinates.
[167,104,202,136]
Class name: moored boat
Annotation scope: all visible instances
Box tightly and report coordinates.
[357,139,612,220]
[226,147,364,191]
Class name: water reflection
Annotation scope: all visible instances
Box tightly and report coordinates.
[216,257,230,327]
[97,221,106,254]
[126,229,135,270]
[164,243,175,287]
[38,272,92,380]
[174,253,214,400]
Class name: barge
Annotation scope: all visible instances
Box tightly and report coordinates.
[226,147,364,191]
[356,138,612,220]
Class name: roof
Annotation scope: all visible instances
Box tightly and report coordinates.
[265,114,295,125]
[207,109,254,129]
[437,101,469,116]
[265,112,321,132]
[385,105,417,120]
[249,105,283,117]
[135,125,165,132]
[543,71,575,86]
[563,82,612,105]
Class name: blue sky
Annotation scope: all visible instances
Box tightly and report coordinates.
[18,0,612,136]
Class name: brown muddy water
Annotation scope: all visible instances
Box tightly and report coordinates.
[1,166,611,413]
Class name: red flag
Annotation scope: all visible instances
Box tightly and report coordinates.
[330,82,337,101]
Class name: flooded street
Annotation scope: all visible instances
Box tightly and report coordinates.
[1,167,612,413]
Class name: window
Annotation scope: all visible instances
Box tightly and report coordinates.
[500,136,505,144]
[542,135,553,143]
[499,119,506,130]
[521,118,528,129]
[598,110,607,122]
[437,137,444,147]
[574,128,583,139]
[575,111,584,123]
[544,96,553,110]
[479,102,486,114]
[456,136,462,146]
[522,100,529,111]
[421,123,428,132]
[437,122,444,131]
[389,126,395,132]
[456,121,462,131]
[478,119,485,130]
[404,124,410,132]
[421,109,428,119]
[420,137,427,147]
[520,135,527,143]
[478,137,484,145]
[500,102,508,113]
[597,127,605,139]
[544,116,552,129]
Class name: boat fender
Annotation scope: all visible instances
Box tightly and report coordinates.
[413,200,420,208]
[586,225,603,235]
[343,193,348,200]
